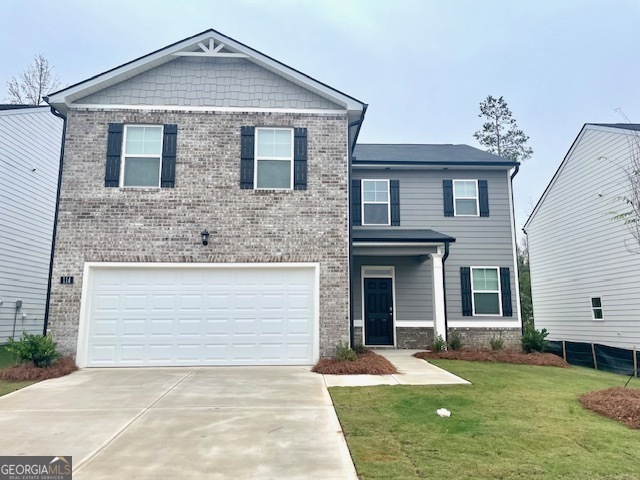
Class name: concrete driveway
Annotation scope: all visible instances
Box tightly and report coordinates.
[0,367,357,479]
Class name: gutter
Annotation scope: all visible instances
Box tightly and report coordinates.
[43,106,67,336]
[348,105,368,348]
[508,164,525,335]
[442,242,450,336]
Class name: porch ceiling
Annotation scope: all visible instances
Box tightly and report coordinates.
[352,228,455,256]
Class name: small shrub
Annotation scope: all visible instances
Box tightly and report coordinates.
[448,332,463,350]
[432,335,447,352]
[353,344,370,355]
[490,336,505,351]
[521,325,549,353]
[5,333,61,367]
[335,341,357,362]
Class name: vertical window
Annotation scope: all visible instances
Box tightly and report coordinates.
[255,128,293,189]
[362,179,390,225]
[122,125,163,187]
[471,267,502,315]
[453,180,479,216]
[591,297,603,319]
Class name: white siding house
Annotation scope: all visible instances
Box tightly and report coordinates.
[524,124,640,350]
[0,106,63,343]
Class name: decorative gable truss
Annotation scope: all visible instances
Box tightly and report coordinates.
[173,37,249,58]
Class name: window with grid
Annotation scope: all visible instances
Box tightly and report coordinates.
[471,267,501,315]
[122,125,163,187]
[453,180,479,216]
[255,128,294,189]
[362,180,390,225]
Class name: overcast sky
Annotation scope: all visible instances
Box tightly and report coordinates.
[3,0,640,232]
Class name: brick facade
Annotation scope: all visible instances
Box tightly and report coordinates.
[448,327,521,350]
[48,108,349,358]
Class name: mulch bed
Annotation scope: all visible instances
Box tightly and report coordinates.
[414,349,569,368]
[581,387,640,429]
[312,351,398,375]
[0,357,78,381]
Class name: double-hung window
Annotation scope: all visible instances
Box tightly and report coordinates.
[471,267,502,315]
[362,179,390,225]
[255,128,294,189]
[591,297,604,319]
[453,180,479,216]
[122,125,163,187]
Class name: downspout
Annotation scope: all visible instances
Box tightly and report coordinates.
[43,106,67,336]
[348,105,368,348]
[442,241,450,334]
[509,163,523,335]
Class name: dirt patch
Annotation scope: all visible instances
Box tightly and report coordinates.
[414,349,569,368]
[0,357,78,381]
[581,387,640,429]
[312,351,398,375]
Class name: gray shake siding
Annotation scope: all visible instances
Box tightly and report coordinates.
[74,57,342,110]
[0,107,63,342]
[353,167,520,347]
[48,109,349,357]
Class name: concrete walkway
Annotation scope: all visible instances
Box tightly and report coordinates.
[0,367,357,479]
[323,349,470,387]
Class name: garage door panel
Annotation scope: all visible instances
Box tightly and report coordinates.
[85,265,316,367]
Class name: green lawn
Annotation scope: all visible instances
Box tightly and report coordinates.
[331,360,640,480]
[0,345,34,396]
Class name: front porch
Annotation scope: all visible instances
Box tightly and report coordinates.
[351,228,455,349]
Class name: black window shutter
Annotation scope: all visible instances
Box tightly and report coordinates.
[443,180,454,217]
[161,124,177,188]
[500,267,513,316]
[460,267,472,316]
[479,180,490,217]
[294,127,308,190]
[240,126,255,189]
[390,179,400,226]
[352,179,362,226]
[105,123,123,187]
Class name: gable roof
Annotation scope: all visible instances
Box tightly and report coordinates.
[523,123,640,232]
[352,144,518,167]
[45,28,366,115]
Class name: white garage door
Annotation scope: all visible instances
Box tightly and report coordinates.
[81,265,317,367]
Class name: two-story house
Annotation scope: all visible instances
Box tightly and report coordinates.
[44,29,521,367]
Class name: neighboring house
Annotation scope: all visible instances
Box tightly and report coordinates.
[0,105,64,343]
[524,123,640,351]
[44,29,521,367]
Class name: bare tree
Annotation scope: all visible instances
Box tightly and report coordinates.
[6,54,61,105]
[612,120,640,253]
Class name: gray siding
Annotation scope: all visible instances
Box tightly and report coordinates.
[353,168,519,326]
[73,57,342,110]
[0,107,63,342]
[527,127,640,350]
[353,256,433,322]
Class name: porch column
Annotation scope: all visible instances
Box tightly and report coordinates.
[432,247,447,342]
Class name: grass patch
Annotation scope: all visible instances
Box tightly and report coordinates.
[0,345,35,397]
[331,360,640,479]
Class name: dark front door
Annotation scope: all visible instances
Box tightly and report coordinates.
[364,278,394,346]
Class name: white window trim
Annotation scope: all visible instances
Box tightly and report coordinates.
[590,296,604,321]
[120,125,164,189]
[470,266,502,316]
[361,179,391,226]
[453,179,480,217]
[361,266,396,347]
[254,127,294,190]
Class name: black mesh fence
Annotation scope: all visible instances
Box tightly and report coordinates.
[546,339,639,377]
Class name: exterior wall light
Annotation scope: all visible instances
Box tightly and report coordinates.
[201,230,210,246]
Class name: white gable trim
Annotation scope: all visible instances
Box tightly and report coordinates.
[46,29,364,114]
[69,104,347,115]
